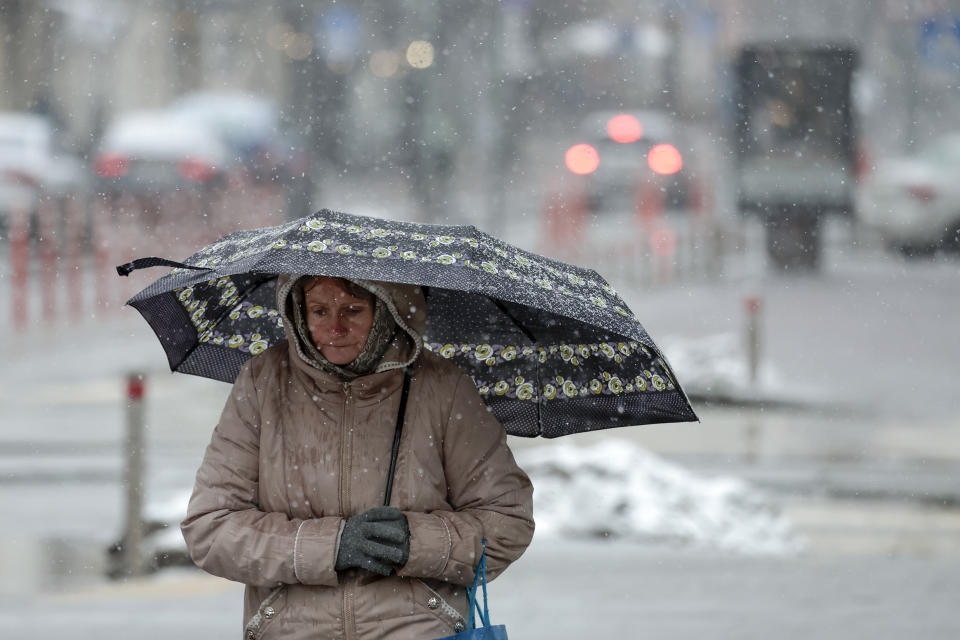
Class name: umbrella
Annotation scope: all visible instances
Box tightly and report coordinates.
[118,209,697,437]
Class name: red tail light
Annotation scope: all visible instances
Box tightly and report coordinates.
[648,144,683,176]
[178,157,217,182]
[565,144,600,175]
[607,114,643,144]
[906,185,937,201]
[94,152,130,178]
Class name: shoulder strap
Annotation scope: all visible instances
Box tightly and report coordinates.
[383,370,412,506]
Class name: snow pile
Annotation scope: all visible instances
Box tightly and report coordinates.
[516,439,802,555]
[141,441,801,564]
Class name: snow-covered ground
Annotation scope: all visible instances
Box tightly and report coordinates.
[518,439,801,554]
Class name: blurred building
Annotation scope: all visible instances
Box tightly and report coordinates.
[2,0,960,220]
[0,0,287,155]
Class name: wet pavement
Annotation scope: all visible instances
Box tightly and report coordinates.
[2,230,959,637]
[3,542,959,639]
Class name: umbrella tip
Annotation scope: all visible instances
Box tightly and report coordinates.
[116,262,135,277]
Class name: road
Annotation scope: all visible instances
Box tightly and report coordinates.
[1,224,959,637]
[2,541,959,639]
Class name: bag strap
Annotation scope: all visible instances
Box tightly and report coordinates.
[480,549,490,625]
[466,538,491,629]
[383,370,412,506]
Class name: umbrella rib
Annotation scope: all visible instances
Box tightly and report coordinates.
[492,299,536,344]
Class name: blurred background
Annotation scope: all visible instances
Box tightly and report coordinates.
[1,0,959,637]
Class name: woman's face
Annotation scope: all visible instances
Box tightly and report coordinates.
[303,278,375,365]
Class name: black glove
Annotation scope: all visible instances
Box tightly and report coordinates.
[335,506,410,576]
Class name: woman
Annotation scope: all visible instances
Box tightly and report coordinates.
[181,274,535,639]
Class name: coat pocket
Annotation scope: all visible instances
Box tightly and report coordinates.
[411,579,468,633]
[243,585,287,640]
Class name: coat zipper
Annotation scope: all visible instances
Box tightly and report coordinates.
[344,588,356,640]
[341,381,357,640]
[341,380,354,516]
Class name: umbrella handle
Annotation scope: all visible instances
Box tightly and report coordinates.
[116,257,213,277]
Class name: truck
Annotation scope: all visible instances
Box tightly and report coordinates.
[734,44,858,270]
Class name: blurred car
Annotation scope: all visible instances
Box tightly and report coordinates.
[857,134,960,255]
[570,110,698,217]
[0,112,84,215]
[93,109,228,196]
[169,90,309,184]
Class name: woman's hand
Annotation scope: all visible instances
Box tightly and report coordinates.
[335,507,410,576]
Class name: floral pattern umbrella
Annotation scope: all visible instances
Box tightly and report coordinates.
[118,209,697,437]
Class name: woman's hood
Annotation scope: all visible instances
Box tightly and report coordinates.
[275,273,426,374]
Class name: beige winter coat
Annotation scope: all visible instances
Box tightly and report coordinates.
[181,275,535,639]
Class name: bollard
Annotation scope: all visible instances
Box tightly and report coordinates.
[36,195,60,322]
[651,226,677,285]
[690,172,713,219]
[744,295,763,387]
[629,240,642,288]
[93,195,113,313]
[122,371,147,577]
[64,195,86,320]
[743,295,763,462]
[636,178,663,230]
[541,186,585,258]
[9,207,30,332]
[708,218,725,281]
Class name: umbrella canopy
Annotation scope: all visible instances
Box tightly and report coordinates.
[119,209,697,437]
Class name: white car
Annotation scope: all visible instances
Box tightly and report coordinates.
[94,110,229,195]
[857,133,960,255]
[169,90,277,152]
[169,90,309,184]
[0,112,84,213]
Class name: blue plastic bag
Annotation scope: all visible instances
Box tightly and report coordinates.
[434,541,508,640]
